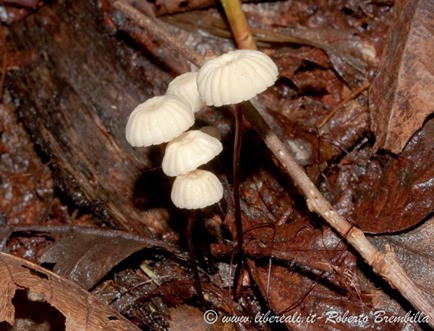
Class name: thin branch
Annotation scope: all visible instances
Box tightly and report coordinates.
[244,99,434,324]
[112,1,434,325]
[113,1,207,67]
[317,81,370,129]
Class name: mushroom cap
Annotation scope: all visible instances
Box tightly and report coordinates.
[125,95,194,147]
[197,50,278,107]
[166,72,205,113]
[162,130,223,176]
[171,169,223,209]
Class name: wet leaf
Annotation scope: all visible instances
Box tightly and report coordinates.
[247,257,408,331]
[93,263,194,330]
[322,118,433,233]
[0,252,139,330]
[370,0,434,153]
[369,218,434,310]
[0,225,185,290]
[243,220,415,330]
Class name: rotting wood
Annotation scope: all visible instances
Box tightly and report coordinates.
[6,0,178,239]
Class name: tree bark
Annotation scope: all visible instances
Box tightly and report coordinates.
[6,0,177,239]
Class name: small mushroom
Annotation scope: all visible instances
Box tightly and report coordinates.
[162,130,223,177]
[197,49,278,107]
[171,169,223,209]
[196,50,279,297]
[125,95,194,147]
[171,167,223,301]
[166,72,205,113]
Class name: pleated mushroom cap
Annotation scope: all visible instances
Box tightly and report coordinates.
[171,169,223,209]
[197,50,278,107]
[162,130,223,176]
[125,95,194,147]
[166,72,205,113]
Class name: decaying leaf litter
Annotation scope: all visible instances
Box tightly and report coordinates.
[0,0,433,330]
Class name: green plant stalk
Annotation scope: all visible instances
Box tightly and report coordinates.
[220,0,256,50]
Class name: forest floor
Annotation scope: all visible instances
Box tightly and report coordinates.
[0,0,432,330]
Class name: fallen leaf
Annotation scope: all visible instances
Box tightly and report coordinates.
[244,222,416,330]
[0,252,139,330]
[222,203,419,330]
[369,218,434,311]
[369,0,434,153]
[321,118,433,233]
[0,225,185,290]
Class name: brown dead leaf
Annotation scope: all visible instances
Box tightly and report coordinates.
[369,0,434,154]
[0,252,139,330]
[247,257,412,331]
[369,218,434,311]
[244,222,416,330]
[322,118,433,233]
[222,198,419,331]
[0,225,185,290]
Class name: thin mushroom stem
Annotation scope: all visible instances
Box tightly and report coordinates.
[187,211,204,301]
[112,1,434,324]
[232,103,244,298]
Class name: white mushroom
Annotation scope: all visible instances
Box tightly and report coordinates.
[125,95,194,147]
[197,49,278,107]
[166,72,205,113]
[162,130,223,176]
[171,169,223,209]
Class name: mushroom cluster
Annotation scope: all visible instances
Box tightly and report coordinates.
[125,71,224,210]
[125,49,278,211]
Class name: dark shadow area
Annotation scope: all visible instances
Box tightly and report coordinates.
[0,289,65,331]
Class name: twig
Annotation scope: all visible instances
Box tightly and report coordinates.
[113,1,207,67]
[317,81,370,129]
[244,99,434,324]
[220,0,256,50]
[112,1,434,325]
